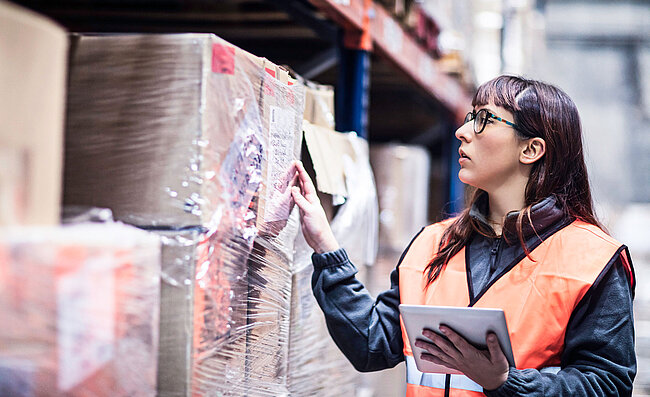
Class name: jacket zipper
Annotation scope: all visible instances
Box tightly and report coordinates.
[490,237,503,275]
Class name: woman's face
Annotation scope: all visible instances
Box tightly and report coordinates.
[455,102,526,192]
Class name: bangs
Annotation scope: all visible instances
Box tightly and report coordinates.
[472,75,531,112]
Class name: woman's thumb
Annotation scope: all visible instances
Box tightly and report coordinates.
[487,333,506,364]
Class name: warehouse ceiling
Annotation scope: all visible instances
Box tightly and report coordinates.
[13,0,452,150]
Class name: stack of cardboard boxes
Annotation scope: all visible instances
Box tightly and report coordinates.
[63,33,305,396]
[0,224,162,396]
[0,4,162,396]
[1,3,400,395]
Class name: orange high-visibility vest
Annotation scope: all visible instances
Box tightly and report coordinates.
[399,219,632,397]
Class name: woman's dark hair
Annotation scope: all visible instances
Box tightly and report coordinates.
[425,75,600,286]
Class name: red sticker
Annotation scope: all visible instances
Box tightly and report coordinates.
[265,67,276,78]
[212,43,235,74]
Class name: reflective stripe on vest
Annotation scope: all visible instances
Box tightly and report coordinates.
[405,355,560,390]
[399,219,625,395]
[406,356,482,392]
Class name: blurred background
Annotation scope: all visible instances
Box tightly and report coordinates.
[2,0,649,395]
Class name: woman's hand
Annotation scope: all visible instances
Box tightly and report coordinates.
[291,161,340,254]
[414,326,510,391]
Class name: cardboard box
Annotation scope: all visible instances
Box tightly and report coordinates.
[189,229,251,397]
[64,34,268,228]
[64,33,305,236]
[287,263,358,396]
[302,121,352,197]
[302,126,379,267]
[244,222,299,395]
[304,84,335,129]
[155,229,200,397]
[0,2,67,226]
[0,223,161,396]
[370,144,430,251]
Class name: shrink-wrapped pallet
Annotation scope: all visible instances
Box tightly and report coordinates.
[63,33,305,395]
[0,223,161,396]
[0,1,67,226]
[64,33,268,228]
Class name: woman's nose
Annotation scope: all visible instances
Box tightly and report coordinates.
[455,122,472,142]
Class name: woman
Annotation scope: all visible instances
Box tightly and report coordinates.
[291,75,636,396]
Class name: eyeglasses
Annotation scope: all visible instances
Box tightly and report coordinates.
[463,109,517,134]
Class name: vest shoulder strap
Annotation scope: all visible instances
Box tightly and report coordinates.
[399,217,458,273]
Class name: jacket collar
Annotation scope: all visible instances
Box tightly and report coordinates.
[469,192,568,245]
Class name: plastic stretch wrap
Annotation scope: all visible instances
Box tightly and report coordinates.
[370,144,431,251]
[0,223,161,397]
[64,33,267,228]
[63,33,305,395]
[288,133,379,395]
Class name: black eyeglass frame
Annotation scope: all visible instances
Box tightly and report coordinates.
[463,109,517,134]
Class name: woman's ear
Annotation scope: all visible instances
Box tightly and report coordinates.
[520,137,546,164]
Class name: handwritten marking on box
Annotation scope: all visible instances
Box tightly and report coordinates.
[265,106,296,222]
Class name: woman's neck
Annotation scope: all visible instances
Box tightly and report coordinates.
[486,181,527,236]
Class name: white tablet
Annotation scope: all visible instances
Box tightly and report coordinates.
[399,304,516,374]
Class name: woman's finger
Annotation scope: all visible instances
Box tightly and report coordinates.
[423,329,462,361]
[414,338,436,352]
[295,161,318,199]
[415,339,447,359]
[289,170,299,189]
[292,186,310,212]
[420,352,456,370]
[440,326,472,355]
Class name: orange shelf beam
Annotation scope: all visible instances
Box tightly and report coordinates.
[370,4,471,122]
[308,0,366,32]
[308,0,471,123]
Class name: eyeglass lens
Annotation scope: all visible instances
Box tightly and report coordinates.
[474,109,488,133]
[464,109,489,133]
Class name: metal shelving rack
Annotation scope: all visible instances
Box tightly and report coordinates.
[13,0,468,214]
[310,0,471,123]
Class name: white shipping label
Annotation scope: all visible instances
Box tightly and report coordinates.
[265,106,297,222]
[57,255,115,391]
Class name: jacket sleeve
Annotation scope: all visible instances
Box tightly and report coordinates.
[311,248,404,372]
[485,253,637,397]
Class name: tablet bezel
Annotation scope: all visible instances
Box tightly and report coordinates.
[399,304,516,374]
